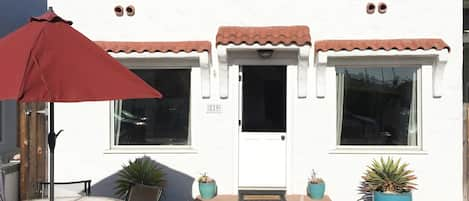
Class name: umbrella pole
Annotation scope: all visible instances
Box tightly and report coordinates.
[47,103,55,201]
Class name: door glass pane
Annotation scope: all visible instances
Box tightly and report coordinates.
[114,69,191,145]
[242,66,286,132]
[336,67,418,145]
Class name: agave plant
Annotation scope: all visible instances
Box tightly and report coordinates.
[362,157,417,193]
[114,157,166,198]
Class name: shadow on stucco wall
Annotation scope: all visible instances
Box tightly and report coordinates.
[357,181,372,201]
[0,0,47,37]
[91,157,195,201]
[0,0,46,160]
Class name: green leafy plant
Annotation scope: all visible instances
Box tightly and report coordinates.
[362,157,417,193]
[308,169,324,184]
[114,157,166,198]
[198,172,215,183]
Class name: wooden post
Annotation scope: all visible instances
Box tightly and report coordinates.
[18,103,28,200]
[464,103,468,201]
[18,102,47,200]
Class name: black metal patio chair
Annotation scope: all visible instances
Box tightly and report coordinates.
[38,180,91,198]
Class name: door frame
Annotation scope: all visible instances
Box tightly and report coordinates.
[217,45,310,194]
[230,63,297,192]
[237,65,288,189]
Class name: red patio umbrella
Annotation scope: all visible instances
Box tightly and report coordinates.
[0,11,162,201]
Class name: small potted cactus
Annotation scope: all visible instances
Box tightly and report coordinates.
[307,169,325,199]
[198,172,217,199]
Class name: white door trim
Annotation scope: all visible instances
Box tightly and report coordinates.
[237,65,291,190]
[223,49,305,193]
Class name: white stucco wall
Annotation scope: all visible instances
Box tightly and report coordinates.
[47,0,463,201]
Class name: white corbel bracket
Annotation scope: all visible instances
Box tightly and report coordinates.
[218,44,311,99]
[315,49,449,98]
[297,46,310,98]
[432,52,449,98]
[199,51,211,98]
[217,46,229,99]
[111,51,212,98]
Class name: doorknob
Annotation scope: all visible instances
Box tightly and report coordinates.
[281,135,285,141]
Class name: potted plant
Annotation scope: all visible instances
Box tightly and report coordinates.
[114,157,166,200]
[307,169,325,199]
[198,172,217,199]
[362,157,417,201]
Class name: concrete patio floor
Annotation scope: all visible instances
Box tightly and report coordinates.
[195,194,332,201]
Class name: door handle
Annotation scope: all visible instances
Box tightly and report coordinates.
[281,135,285,141]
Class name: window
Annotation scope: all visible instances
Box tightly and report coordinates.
[336,67,419,146]
[113,69,191,146]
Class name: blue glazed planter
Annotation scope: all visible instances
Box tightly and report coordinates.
[374,191,412,201]
[199,182,217,199]
[307,183,325,200]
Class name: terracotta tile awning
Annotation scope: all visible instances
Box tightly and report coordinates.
[95,41,211,53]
[315,39,450,52]
[216,26,311,46]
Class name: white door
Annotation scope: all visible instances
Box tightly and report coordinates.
[238,66,287,189]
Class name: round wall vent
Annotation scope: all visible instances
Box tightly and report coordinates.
[114,6,124,17]
[366,3,376,14]
[378,2,387,14]
[126,5,135,16]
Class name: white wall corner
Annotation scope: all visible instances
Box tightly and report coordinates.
[199,52,211,99]
[315,52,329,98]
[217,46,229,99]
[432,51,449,98]
[297,46,310,98]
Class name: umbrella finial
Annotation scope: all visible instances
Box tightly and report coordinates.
[48,6,54,12]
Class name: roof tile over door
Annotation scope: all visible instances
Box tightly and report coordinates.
[216,26,311,46]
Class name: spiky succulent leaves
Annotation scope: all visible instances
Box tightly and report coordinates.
[114,157,166,198]
[362,157,417,193]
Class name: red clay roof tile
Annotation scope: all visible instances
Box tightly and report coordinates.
[315,39,450,52]
[216,26,311,46]
[95,41,211,53]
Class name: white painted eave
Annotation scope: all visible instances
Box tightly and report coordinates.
[315,49,450,98]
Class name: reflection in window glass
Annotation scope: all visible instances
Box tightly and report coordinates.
[242,66,286,132]
[114,69,190,146]
[336,67,418,146]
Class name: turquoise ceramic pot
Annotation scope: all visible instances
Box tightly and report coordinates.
[374,191,412,201]
[307,183,325,199]
[199,182,217,199]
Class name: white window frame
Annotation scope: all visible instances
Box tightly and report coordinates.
[315,49,449,153]
[105,52,210,154]
[334,64,422,151]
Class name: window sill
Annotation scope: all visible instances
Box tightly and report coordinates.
[103,146,198,154]
[329,147,428,155]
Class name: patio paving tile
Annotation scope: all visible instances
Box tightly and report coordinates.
[195,194,332,201]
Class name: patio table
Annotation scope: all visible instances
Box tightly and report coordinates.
[28,196,123,201]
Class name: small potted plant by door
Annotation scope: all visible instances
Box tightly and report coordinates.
[307,169,325,200]
[362,157,417,201]
[198,173,217,199]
